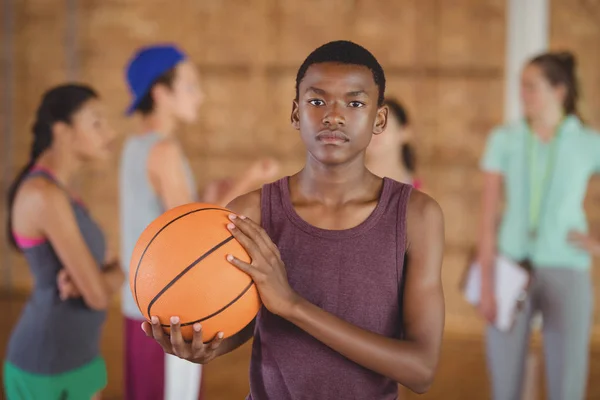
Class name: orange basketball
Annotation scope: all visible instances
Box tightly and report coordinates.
[129,203,261,342]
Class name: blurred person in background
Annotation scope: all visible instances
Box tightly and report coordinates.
[366,98,423,400]
[477,51,600,400]
[120,43,279,400]
[366,98,423,190]
[3,84,123,400]
[202,158,280,207]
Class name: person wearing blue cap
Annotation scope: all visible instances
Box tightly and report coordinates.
[119,43,281,400]
[119,43,206,400]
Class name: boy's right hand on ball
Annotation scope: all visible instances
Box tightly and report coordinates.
[141,316,225,364]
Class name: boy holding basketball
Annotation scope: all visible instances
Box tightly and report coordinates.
[143,40,445,398]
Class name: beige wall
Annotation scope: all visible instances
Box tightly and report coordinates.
[1,0,599,329]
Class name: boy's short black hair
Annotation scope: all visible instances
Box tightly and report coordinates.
[295,40,386,106]
[134,68,177,115]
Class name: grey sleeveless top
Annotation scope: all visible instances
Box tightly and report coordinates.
[6,169,107,374]
[119,132,197,319]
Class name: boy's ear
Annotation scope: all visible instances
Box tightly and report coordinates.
[291,100,300,130]
[373,104,388,135]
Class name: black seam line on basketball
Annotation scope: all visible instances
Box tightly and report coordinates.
[160,281,255,328]
[146,235,235,319]
[132,207,231,315]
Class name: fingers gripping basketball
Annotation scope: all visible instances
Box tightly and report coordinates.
[129,203,261,341]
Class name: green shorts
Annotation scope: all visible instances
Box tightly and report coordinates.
[3,357,107,400]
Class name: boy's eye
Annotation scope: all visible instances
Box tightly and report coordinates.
[309,99,325,106]
[349,101,365,108]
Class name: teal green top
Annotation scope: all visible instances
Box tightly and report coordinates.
[481,115,600,270]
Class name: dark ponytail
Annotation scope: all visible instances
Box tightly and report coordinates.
[384,98,416,173]
[530,51,579,116]
[6,84,98,250]
[400,143,416,174]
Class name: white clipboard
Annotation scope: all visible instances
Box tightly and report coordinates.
[462,254,531,332]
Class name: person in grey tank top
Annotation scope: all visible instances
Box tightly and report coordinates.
[3,84,123,400]
[120,44,281,400]
[120,43,205,400]
[143,41,446,400]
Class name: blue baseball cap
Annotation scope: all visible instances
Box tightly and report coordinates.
[124,44,187,115]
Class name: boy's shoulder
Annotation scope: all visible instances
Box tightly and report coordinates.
[383,178,442,227]
[226,188,262,224]
[407,188,443,227]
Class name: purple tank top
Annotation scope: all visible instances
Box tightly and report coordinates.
[248,177,411,400]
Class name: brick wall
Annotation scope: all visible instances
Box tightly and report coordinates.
[1,0,599,329]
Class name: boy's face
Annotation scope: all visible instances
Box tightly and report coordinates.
[292,62,387,166]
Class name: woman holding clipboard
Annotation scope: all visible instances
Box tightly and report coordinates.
[477,51,600,400]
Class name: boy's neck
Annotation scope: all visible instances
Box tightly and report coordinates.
[140,111,177,137]
[294,156,381,205]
